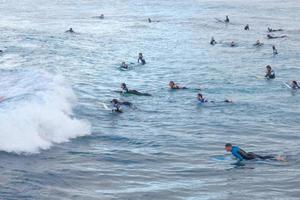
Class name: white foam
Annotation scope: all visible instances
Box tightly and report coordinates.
[0,69,91,154]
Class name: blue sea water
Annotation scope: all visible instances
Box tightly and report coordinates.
[0,0,300,199]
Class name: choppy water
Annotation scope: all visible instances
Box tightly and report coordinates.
[0,0,300,199]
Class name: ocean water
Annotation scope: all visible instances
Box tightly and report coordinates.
[0,0,300,199]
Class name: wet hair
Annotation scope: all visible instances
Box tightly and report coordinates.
[225,143,232,147]
[266,65,271,69]
[292,80,297,85]
[121,83,127,87]
[197,93,203,98]
[111,99,118,103]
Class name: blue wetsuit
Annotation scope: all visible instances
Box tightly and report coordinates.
[231,146,274,161]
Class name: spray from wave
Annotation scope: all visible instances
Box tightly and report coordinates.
[0,68,91,154]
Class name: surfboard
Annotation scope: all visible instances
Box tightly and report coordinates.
[283,82,292,89]
[98,102,110,111]
[215,18,225,23]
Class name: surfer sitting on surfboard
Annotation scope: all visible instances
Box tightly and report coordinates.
[169,81,187,90]
[210,37,217,45]
[265,65,276,79]
[138,53,146,65]
[225,16,230,23]
[225,143,285,162]
[120,83,151,96]
[272,45,278,55]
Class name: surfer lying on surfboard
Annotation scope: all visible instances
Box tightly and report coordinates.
[168,81,187,90]
[111,99,133,113]
[225,143,285,162]
[197,93,233,104]
[119,83,151,96]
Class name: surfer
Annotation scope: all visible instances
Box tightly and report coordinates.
[120,83,151,96]
[99,14,104,19]
[265,65,276,79]
[169,81,187,89]
[111,99,123,113]
[267,34,287,39]
[111,99,133,107]
[138,53,146,65]
[197,93,209,103]
[210,37,217,45]
[148,18,159,23]
[225,16,230,23]
[244,24,249,30]
[197,93,232,103]
[290,80,300,89]
[268,27,283,32]
[120,62,129,69]
[272,45,278,55]
[254,40,263,47]
[230,41,237,47]
[225,143,284,162]
[65,28,75,33]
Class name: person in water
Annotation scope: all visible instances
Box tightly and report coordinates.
[148,18,152,23]
[268,27,283,32]
[244,24,249,30]
[291,80,300,89]
[138,53,146,65]
[265,65,276,79]
[111,99,133,107]
[197,93,232,103]
[66,28,75,33]
[230,41,237,47]
[210,37,217,45]
[111,99,123,113]
[272,45,278,55]
[225,143,284,162]
[169,81,187,89]
[254,40,263,46]
[99,14,104,19]
[225,16,230,23]
[267,34,286,39]
[121,62,129,69]
[197,93,209,103]
[120,83,151,96]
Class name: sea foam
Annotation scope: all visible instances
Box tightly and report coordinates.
[0,68,91,153]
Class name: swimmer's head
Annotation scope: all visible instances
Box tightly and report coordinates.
[111,99,118,104]
[225,143,232,152]
[266,65,272,71]
[121,83,127,89]
[292,80,298,85]
[169,81,175,88]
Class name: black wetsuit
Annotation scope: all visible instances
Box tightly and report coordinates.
[231,146,274,161]
[138,57,146,65]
